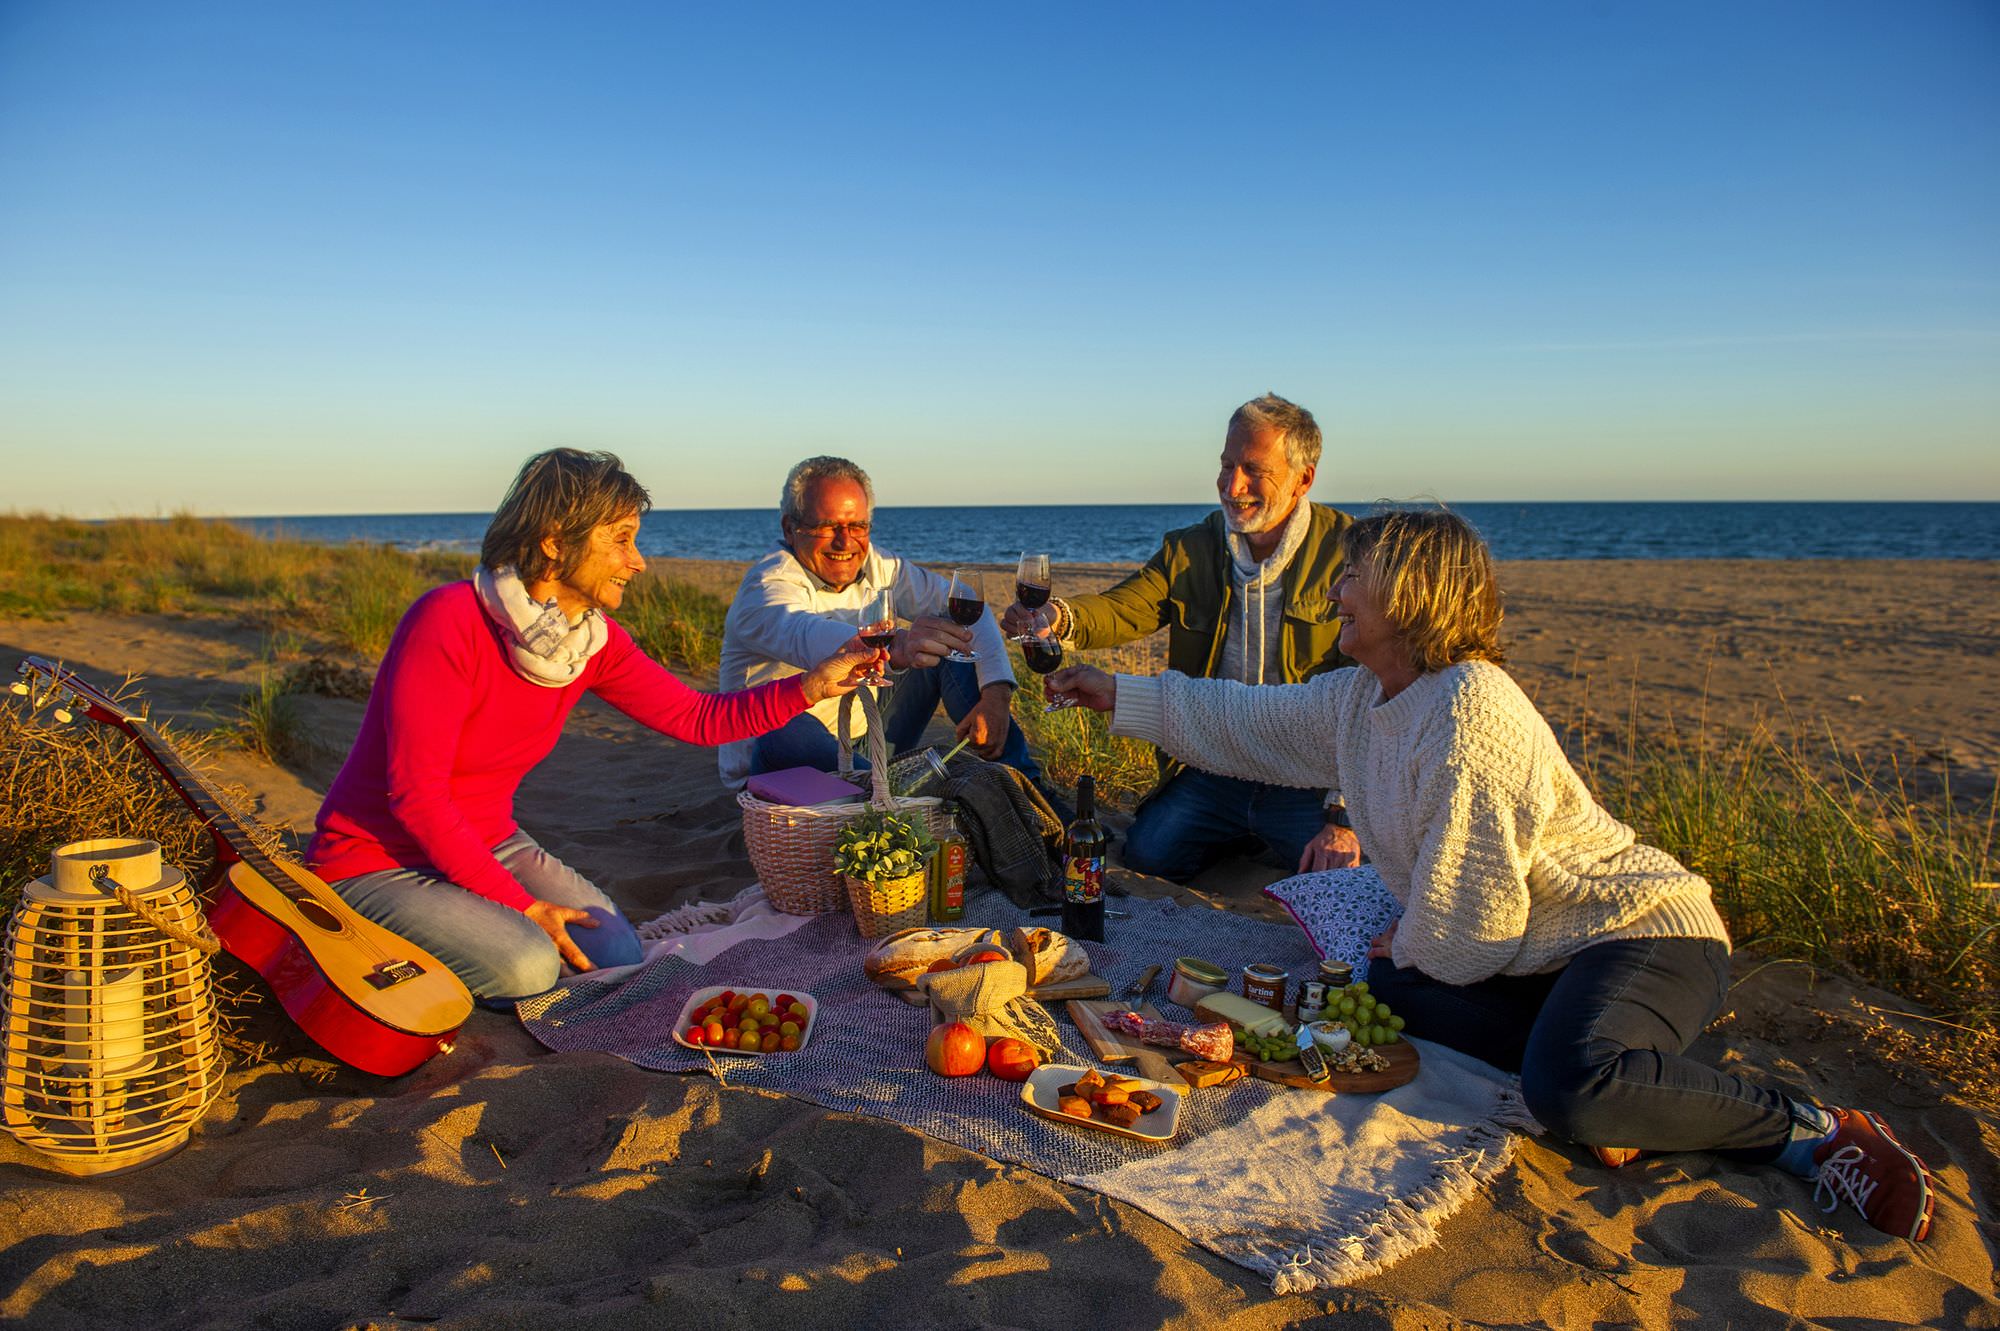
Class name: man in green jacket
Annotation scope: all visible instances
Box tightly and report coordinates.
[1005,394,1363,881]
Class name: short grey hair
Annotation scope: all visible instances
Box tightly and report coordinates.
[780,456,875,526]
[1230,393,1323,475]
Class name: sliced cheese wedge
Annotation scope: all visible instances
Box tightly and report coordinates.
[1194,991,1291,1038]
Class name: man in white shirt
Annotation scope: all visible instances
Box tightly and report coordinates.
[717,456,1038,790]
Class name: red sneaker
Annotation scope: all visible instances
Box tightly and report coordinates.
[1811,1107,1936,1242]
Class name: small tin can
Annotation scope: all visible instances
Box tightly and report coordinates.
[1318,959,1354,989]
[1168,956,1228,1009]
[1241,963,1288,1011]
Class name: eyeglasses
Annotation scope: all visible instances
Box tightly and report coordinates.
[792,521,872,539]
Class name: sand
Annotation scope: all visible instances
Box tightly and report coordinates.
[2,559,1996,1329]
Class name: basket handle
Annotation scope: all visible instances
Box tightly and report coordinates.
[90,863,221,954]
[835,689,898,812]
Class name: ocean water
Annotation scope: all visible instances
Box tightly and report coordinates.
[231,502,2000,565]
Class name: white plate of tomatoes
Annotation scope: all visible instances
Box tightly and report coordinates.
[673,985,818,1055]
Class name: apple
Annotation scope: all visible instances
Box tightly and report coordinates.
[985,1037,1040,1082]
[925,1021,987,1077]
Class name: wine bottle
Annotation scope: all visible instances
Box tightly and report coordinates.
[1060,775,1106,942]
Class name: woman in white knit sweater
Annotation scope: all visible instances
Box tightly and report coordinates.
[1048,508,1935,1243]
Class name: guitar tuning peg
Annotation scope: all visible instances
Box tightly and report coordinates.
[7,681,26,696]
[53,706,75,724]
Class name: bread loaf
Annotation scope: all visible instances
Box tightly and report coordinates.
[1008,927,1091,986]
[863,927,1007,988]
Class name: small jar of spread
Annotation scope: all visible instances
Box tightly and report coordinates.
[1167,956,1228,1009]
[1297,980,1328,1025]
[1241,963,1288,1011]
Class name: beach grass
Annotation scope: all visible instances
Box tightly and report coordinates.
[1,681,226,914]
[1006,642,1161,812]
[0,514,469,656]
[231,668,318,764]
[617,573,729,677]
[1590,718,1999,1040]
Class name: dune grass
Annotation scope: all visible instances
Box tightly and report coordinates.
[1,681,227,914]
[1587,717,1998,1039]
[617,574,730,677]
[0,514,473,657]
[1006,641,1162,812]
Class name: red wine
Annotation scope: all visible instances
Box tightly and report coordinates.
[1022,637,1063,674]
[858,629,895,650]
[1060,775,1106,942]
[946,595,985,626]
[1016,581,1050,609]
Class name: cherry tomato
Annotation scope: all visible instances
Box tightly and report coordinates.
[760,1031,782,1053]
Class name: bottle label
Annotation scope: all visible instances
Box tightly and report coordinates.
[1063,854,1103,905]
[943,841,966,911]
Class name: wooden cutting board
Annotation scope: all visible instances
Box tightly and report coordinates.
[1064,999,1180,1082]
[1070,999,1421,1094]
[1233,1037,1421,1094]
[887,972,1111,1006]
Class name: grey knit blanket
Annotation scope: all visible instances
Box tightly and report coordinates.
[517,891,1533,1291]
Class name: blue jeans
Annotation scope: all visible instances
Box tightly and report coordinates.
[328,830,642,1002]
[1120,768,1326,883]
[1369,937,1793,1158]
[748,660,1040,784]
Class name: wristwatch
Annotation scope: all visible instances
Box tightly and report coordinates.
[1323,803,1352,829]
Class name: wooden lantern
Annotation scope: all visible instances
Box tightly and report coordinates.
[1,838,224,1175]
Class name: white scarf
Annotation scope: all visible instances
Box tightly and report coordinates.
[472,565,609,688]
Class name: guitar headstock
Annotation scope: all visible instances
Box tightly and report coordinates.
[11,656,146,733]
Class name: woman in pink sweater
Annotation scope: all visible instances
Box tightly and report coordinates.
[309,450,876,1001]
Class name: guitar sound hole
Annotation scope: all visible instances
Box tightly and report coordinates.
[294,898,346,933]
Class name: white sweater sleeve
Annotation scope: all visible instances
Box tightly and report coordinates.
[1111,669,1347,793]
[1389,694,1541,986]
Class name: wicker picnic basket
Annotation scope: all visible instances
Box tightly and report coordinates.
[737,689,950,915]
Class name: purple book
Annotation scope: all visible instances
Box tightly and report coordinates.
[745,766,867,807]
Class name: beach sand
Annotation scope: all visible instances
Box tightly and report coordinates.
[2,559,1995,1328]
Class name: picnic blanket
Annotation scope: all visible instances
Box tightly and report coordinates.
[518,889,1535,1292]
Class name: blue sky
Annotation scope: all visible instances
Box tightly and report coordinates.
[2,1,1995,515]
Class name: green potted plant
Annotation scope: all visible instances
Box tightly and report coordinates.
[832,808,936,938]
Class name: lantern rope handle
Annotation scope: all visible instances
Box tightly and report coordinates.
[90,864,222,955]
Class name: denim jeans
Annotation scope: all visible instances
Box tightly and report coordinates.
[748,660,1040,784]
[1119,767,1327,883]
[1369,936,1793,1158]
[328,830,642,1002]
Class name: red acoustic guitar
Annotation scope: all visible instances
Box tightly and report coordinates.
[14,657,473,1076]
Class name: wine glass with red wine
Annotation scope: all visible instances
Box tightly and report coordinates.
[1012,552,1051,640]
[944,569,984,663]
[858,586,895,686]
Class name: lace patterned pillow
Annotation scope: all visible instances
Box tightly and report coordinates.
[1262,866,1402,974]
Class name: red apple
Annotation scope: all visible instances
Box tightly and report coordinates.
[925,1021,988,1077]
[985,1037,1040,1082]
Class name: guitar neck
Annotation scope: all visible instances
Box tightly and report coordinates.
[126,718,305,898]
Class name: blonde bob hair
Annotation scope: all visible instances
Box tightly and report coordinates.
[482,449,652,585]
[1340,507,1505,672]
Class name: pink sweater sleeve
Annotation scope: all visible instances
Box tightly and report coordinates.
[588,623,810,741]
[379,600,539,910]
